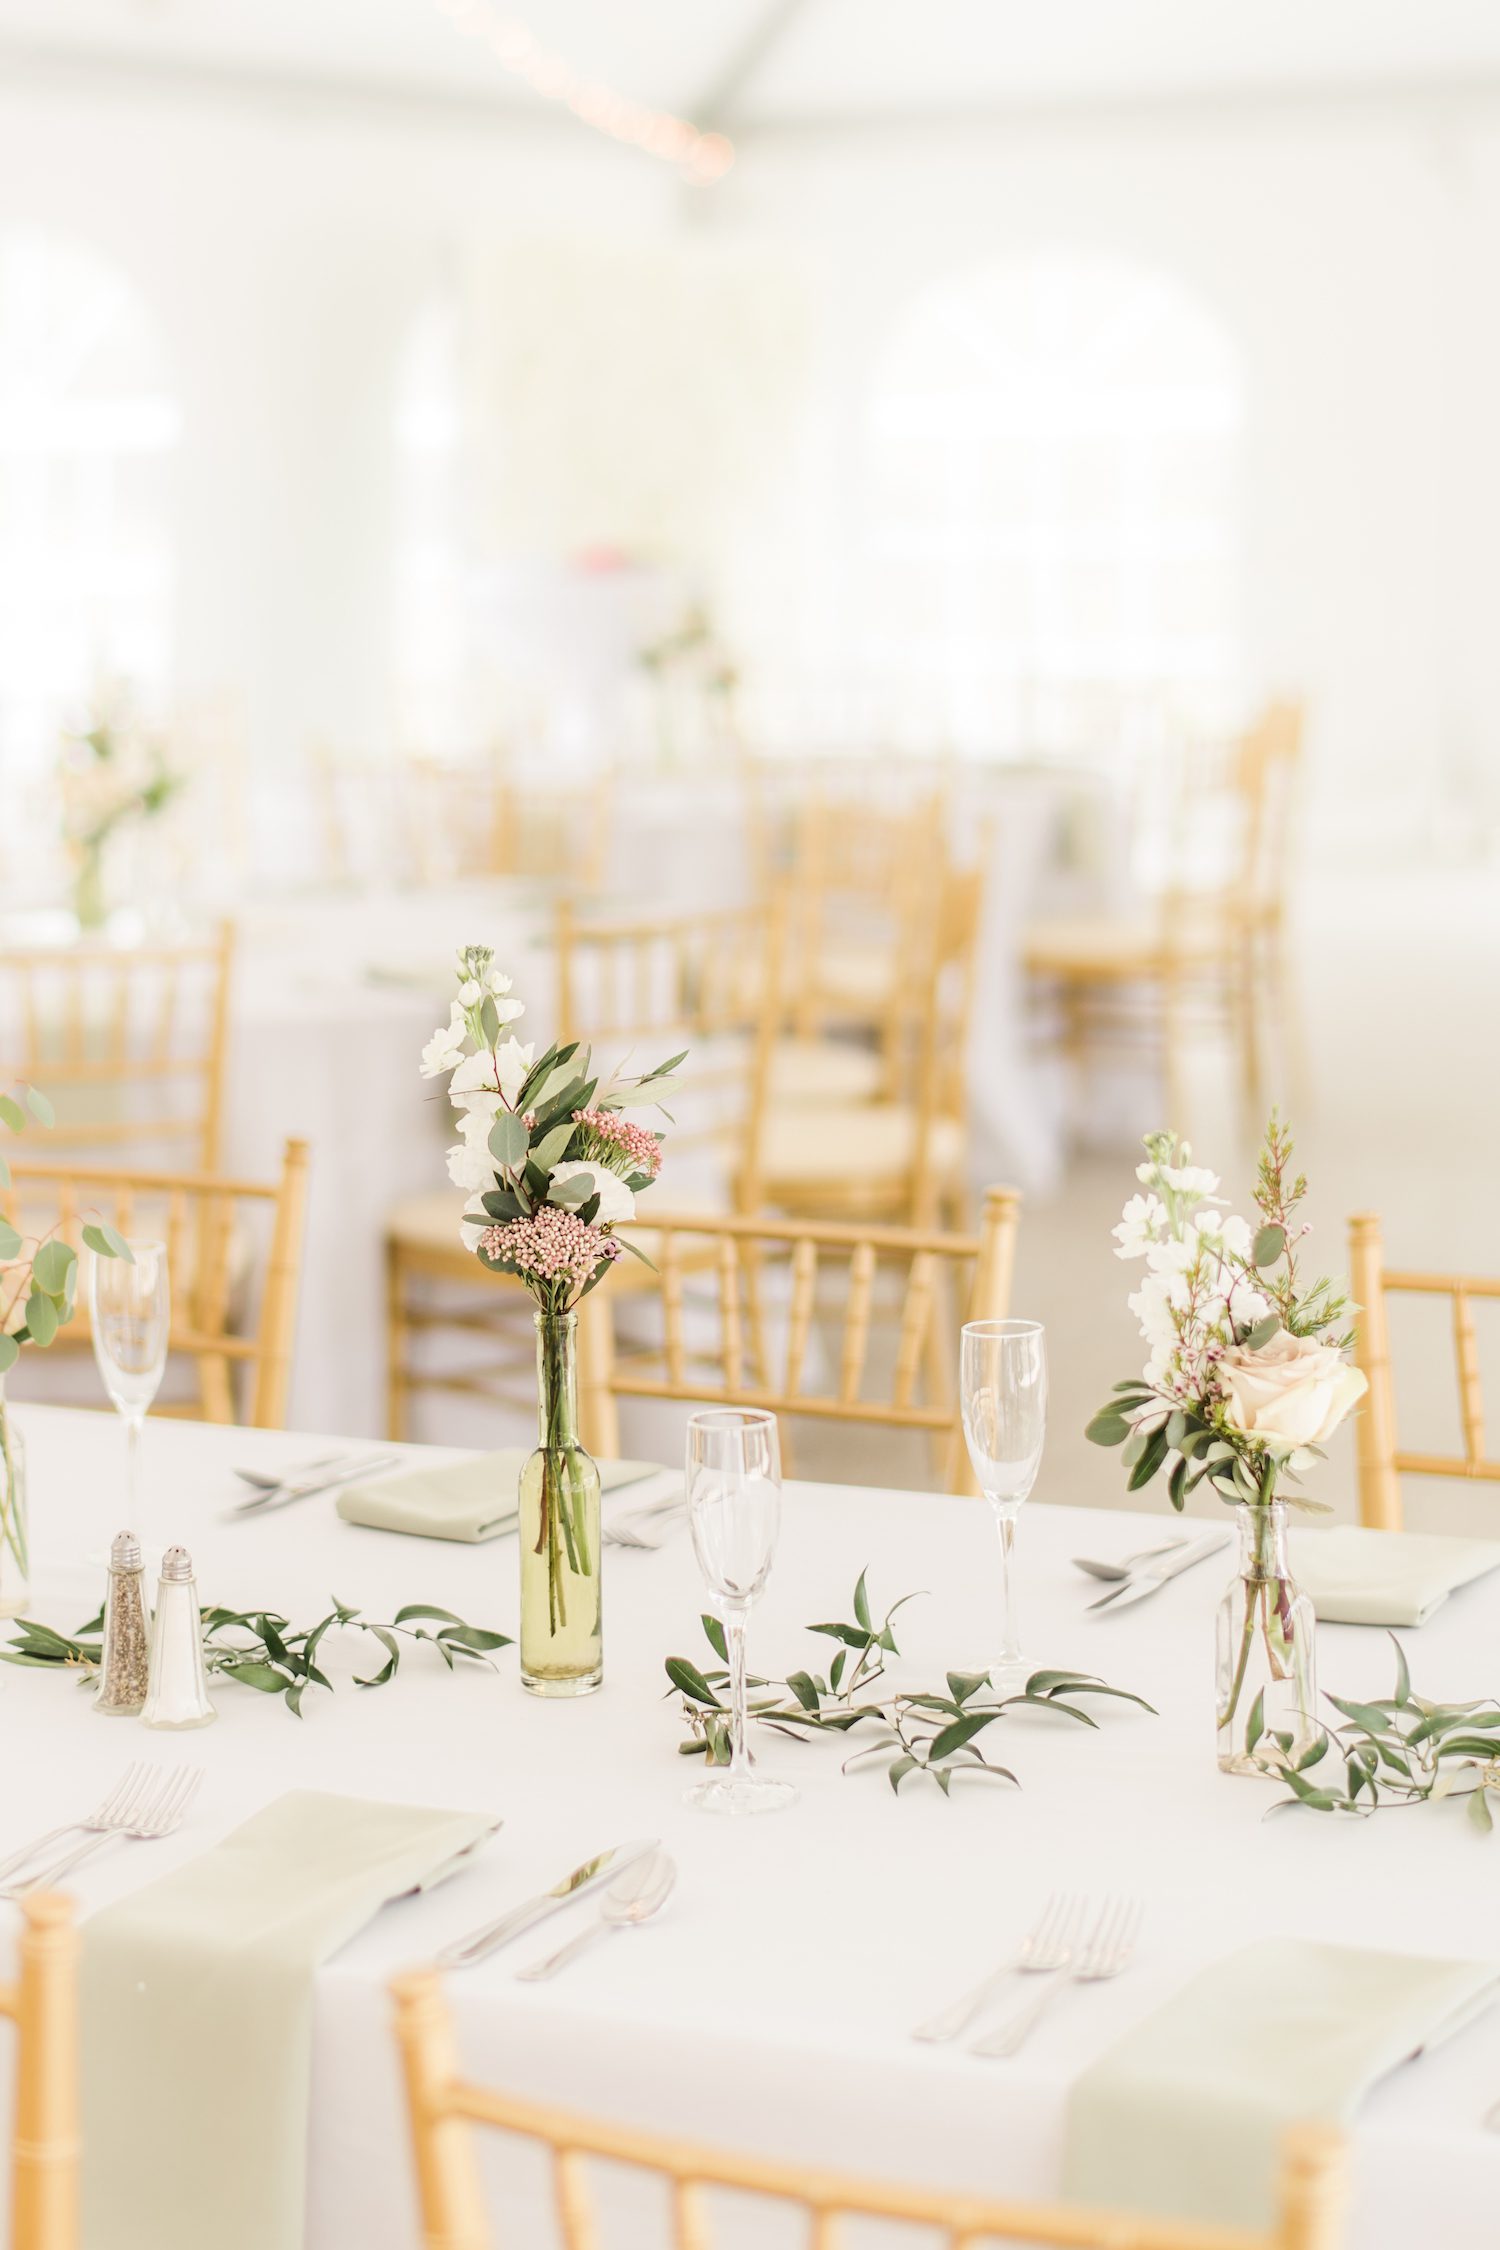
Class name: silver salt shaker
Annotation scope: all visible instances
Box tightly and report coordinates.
[141,1546,216,1730]
[94,1531,151,1716]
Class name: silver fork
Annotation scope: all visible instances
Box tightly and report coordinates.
[2,1766,205,1896]
[912,1894,1087,2044]
[971,1898,1143,2058]
[0,1763,152,1888]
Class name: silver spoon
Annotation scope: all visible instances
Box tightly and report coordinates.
[514,1850,676,1982]
[1071,1534,1188,1583]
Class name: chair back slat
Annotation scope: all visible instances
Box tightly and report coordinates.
[5,1141,309,1429]
[4,1895,79,2250]
[580,1190,1021,1494]
[0,926,235,1170]
[390,1973,1347,2250]
[1349,1211,1500,1530]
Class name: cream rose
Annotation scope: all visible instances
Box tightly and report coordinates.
[1219,1328,1367,1452]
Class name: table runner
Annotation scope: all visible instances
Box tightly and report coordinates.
[81,1790,494,2250]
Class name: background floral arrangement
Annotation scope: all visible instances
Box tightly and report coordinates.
[1087,1118,1366,1511]
[422,943,681,1308]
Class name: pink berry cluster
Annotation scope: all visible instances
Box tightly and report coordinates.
[571,1105,663,1180]
[478,1206,622,1290]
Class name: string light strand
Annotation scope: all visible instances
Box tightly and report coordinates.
[428,0,735,181]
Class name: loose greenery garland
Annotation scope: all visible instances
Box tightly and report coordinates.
[2,1598,512,1716]
[1267,1635,1500,1834]
[666,1571,1154,1795]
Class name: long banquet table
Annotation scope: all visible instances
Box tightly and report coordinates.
[5,1406,1498,2249]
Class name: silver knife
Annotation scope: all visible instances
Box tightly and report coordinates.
[435,1838,659,1970]
[1088,1532,1230,1610]
[231,1452,399,1515]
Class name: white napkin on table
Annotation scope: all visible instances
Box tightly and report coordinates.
[1291,1525,1500,1627]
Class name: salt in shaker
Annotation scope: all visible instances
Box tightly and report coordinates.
[94,1530,151,1717]
[141,1545,216,1730]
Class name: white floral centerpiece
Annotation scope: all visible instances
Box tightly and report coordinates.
[1088,1120,1366,1773]
[422,945,681,1698]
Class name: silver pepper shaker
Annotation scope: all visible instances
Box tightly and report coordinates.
[141,1546,216,1731]
[95,1531,151,1717]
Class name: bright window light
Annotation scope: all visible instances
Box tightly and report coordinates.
[863,255,1244,757]
[0,231,179,773]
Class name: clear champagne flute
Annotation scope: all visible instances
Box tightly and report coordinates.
[961,1319,1047,1687]
[89,1240,170,1553]
[683,1407,797,1817]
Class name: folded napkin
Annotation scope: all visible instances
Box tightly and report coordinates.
[336,1449,677,1542]
[1064,1939,1498,2229]
[1292,1524,1500,1627]
[81,1791,494,2250]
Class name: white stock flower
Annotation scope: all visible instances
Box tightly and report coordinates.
[446,1130,493,1193]
[1218,1330,1368,1454]
[1161,1164,1221,1197]
[1127,1273,1179,1350]
[459,1193,491,1247]
[1112,1193,1165,1259]
[457,979,482,1007]
[419,1019,467,1078]
[450,1038,534,1112]
[486,965,513,995]
[548,1160,634,1226]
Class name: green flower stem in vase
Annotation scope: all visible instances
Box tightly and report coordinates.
[518,1311,602,1698]
[1215,1493,1316,1777]
[0,1385,29,1622]
[74,839,107,932]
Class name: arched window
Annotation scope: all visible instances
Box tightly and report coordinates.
[863,255,1243,756]
[0,231,178,771]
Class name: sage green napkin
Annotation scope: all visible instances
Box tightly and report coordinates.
[81,1791,494,2250]
[336,1450,675,1542]
[1064,1939,1498,2229]
[1292,1525,1500,1627]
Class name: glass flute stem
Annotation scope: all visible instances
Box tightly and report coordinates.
[726,1606,750,1775]
[993,1503,1020,1668]
[126,1414,143,1530]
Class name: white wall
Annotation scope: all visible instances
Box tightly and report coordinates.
[0,61,678,775]
[705,92,1500,840]
[4,61,1500,843]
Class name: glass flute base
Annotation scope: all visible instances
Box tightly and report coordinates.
[683,1772,798,1817]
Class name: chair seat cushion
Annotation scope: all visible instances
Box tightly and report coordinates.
[1023,908,1231,977]
[772,1037,884,1104]
[756,1104,964,1188]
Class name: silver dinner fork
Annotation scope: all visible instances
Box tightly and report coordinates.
[971,1898,1143,2058]
[912,1894,1087,2044]
[0,1763,152,1889]
[2,1765,205,1896]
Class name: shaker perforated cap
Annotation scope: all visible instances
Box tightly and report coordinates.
[110,1530,142,1572]
[160,1545,195,1583]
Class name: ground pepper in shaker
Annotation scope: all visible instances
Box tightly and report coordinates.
[94,1530,151,1716]
[141,1545,216,1730]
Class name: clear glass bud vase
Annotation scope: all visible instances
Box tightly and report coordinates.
[0,1387,27,1621]
[519,1312,602,1698]
[1215,1498,1317,1776]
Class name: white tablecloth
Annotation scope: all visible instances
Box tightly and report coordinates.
[3,1406,1497,2249]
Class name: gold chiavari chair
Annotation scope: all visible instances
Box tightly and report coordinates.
[1024,702,1303,1131]
[578,1188,1020,1491]
[1348,1212,1500,1532]
[747,860,987,1230]
[0,923,235,1171]
[784,786,949,1066]
[383,902,782,1443]
[390,1971,1347,2250]
[2,1894,79,2250]
[4,1138,309,1426]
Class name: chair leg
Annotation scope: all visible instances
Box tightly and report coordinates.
[386,1239,411,1443]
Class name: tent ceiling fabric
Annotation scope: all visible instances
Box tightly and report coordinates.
[3,0,1500,121]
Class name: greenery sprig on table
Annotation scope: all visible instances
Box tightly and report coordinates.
[1266,1635,1500,1835]
[666,1571,1154,1795]
[1,1598,512,1716]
